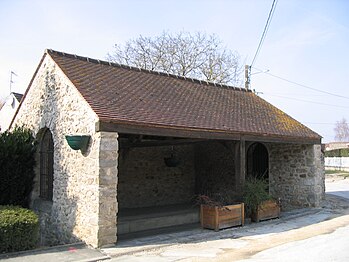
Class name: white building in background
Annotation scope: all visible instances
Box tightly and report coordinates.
[0,92,23,132]
[325,142,349,151]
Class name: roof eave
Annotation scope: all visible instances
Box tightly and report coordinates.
[96,120,321,145]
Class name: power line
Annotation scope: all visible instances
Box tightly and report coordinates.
[304,122,336,125]
[304,122,337,125]
[266,72,349,100]
[253,67,349,100]
[262,92,328,97]
[251,0,278,67]
[262,93,349,109]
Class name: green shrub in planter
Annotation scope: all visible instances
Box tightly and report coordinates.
[243,177,272,216]
[0,206,39,253]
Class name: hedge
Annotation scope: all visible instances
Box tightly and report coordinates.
[0,127,36,207]
[325,148,349,157]
[0,206,39,253]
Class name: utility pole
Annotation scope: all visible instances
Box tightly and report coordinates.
[244,65,251,90]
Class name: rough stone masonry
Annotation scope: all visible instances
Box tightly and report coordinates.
[12,55,119,247]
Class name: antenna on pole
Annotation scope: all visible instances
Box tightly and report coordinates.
[9,71,17,93]
[245,65,251,90]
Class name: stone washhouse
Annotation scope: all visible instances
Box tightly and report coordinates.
[11,49,324,248]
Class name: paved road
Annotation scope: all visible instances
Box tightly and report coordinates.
[238,224,349,262]
[326,177,349,199]
[236,177,349,262]
[2,176,348,262]
[0,243,109,262]
[105,177,349,262]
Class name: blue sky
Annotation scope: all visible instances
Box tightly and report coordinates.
[0,0,348,142]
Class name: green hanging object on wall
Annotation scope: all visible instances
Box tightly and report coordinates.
[164,146,180,167]
[164,153,180,167]
[65,135,90,151]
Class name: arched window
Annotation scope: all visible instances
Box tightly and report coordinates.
[40,129,54,200]
[247,142,269,181]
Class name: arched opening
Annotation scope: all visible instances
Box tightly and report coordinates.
[39,128,54,201]
[247,142,269,182]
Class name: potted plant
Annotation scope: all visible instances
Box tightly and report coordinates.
[197,193,244,231]
[243,177,280,222]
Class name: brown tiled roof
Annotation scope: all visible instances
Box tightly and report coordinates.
[47,49,321,143]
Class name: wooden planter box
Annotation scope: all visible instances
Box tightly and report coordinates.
[252,199,280,222]
[200,203,244,231]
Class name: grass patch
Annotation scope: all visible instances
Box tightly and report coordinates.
[326,169,349,177]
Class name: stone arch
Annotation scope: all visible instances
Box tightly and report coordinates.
[246,142,269,182]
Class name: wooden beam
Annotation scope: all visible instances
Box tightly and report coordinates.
[240,139,246,186]
[234,139,246,198]
[241,135,320,145]
[119,138,205,148]
[96,121,242,140]
[95,121,321,145]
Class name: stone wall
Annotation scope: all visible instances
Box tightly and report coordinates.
[268,143,325,209]
[118,140,241,209]
[12,55,118,247]
[195,141,239,202]
[97,132,118,247]
[118,144,195,208]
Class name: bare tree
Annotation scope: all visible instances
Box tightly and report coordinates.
[334,118,349,141]
[107,31,243,86]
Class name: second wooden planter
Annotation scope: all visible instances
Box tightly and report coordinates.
[200,203,244,231]
[251,199,280,222]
